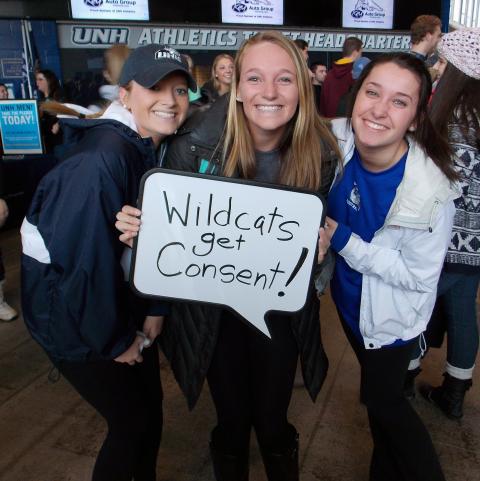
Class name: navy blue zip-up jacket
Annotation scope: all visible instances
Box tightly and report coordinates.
[21,105,167,361]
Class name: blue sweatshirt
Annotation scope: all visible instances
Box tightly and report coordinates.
[328,148,408,346]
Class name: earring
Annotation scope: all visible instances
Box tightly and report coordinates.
[236,96,242,102]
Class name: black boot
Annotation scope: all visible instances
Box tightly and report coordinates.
[420,372,472,420]
[404,367,421,400]
[209,430,249,481]
[260,426,299,481]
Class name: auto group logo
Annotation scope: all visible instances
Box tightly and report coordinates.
[232,0,272,13]
[84,0,103,6]
[351,0,384,19]
[232,2,248,12]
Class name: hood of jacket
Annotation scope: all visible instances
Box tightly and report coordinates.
[331,118,460,229]
[331,60,354,79]
[58,101,158,158]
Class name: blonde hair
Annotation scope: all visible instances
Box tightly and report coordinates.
[212,54,234,93]
[104,44,131,85]
[223,31,339,191]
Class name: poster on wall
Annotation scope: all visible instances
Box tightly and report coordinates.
[0,100,43,154]
[70,0,149,21]
[222,0,283,25]
[342,0,394,29]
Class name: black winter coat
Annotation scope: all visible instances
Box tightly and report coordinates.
[160,95,337,409]
[21,118,168,361]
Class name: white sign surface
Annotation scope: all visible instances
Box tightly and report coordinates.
[222,0,283,26]
[343,0,394,29]
[131,170,324,337]
[70,0,149,21]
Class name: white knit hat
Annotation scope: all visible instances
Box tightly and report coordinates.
[437,28,480,79]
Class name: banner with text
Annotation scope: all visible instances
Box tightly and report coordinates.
[57,22,410,52]
[0,100,43,154]
[131,170,324,337]
[70,0,149,21]
[222,0,283,26]
[342,0,394,29]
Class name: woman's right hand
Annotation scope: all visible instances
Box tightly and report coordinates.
[114,334,145,365]
[115,205,142,247]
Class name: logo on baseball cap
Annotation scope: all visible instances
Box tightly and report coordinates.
[119,44,196,91]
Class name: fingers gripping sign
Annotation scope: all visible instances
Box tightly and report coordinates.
[130,170,325,338]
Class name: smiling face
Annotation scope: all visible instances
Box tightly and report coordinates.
[214,56,234,87]
[352,62,420,168]
[237,41,299,151]
[120,72,189,147]
[0,85,8,99]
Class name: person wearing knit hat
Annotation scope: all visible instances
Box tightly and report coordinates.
[436,27,480,80]
[405,28,480,421]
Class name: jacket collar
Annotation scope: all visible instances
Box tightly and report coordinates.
[100,100,139,133]
[331,118,460,229]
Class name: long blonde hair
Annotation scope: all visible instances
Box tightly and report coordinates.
[212,54,234,93]
[223,31,339,191]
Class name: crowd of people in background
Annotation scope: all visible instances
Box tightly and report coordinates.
[0,11,479,481]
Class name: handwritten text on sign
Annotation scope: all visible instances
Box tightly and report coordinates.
[131,170,324,337]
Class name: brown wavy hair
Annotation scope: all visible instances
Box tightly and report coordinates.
[430,62,480,149]
[223,31,340,191]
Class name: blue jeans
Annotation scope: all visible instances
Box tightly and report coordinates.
[413,270,480,370]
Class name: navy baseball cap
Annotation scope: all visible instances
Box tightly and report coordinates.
[119,44,196,91]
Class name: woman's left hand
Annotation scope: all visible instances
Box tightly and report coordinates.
[317,216,339,263]
[317,227,330,263]
[324,216,338,240]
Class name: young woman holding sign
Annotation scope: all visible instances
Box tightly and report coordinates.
[21,45,194,481]
[322,53,458,480]
[116,31,339,480]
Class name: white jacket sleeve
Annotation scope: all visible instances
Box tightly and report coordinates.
[338,201,456,293]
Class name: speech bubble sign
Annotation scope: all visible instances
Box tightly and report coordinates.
[130,169,324,337]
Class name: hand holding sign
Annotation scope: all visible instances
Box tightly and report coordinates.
[130,170,324,337]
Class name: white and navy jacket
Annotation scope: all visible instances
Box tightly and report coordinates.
[331,118,459,349]
[21,103,167,361]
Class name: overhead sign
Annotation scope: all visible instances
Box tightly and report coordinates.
[343,0,394,29]
[131,170,324,337]
[57,22,411,52]
[70,0,149,21]
[222,0,284,26]
[0,100,43,154]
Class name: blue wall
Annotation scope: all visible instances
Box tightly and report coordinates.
[0,19,62,99]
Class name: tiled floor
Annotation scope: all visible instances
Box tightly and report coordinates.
[0,228,479,480]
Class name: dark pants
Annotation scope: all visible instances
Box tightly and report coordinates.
[53,344,163,481]
[207,312,298,455]
[412,270,480,370]
[340,317,445,481]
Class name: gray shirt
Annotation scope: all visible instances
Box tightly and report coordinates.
[254,149,281,184]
